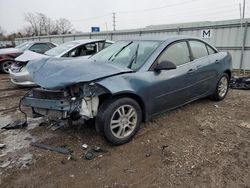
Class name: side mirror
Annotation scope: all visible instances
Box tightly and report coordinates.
[154,60,176,71]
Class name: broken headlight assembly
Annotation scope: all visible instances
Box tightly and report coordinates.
[81,82,106,97]
[22,82,107,121]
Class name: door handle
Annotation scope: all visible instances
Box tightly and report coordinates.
[215,60,219,64]
[187,68,196,74]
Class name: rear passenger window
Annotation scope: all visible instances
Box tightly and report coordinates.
[158,42,190,66]
[29,43,52,54]
[207,45,216,55]
[189,41,208,59]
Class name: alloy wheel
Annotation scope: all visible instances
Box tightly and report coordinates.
[218,76,228,98]
[110,105,138,139]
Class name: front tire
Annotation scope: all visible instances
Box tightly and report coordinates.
[96,97,142,145]
[1,60,13,74]
[211,73,229,101]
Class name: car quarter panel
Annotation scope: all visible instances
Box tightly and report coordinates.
[208,51,232,90]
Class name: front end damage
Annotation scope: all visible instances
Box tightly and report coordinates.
[22,82,108,121]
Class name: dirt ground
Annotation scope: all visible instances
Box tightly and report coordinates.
[0,74,249,188]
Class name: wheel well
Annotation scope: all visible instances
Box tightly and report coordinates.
[98,93,147,122]
[224,70,231,79]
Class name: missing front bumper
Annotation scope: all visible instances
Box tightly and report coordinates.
[22,88,99,120]
[23,97,71,111]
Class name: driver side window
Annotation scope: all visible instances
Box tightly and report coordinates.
[158,41,190,66]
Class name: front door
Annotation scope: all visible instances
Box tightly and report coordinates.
[149,41,194,115]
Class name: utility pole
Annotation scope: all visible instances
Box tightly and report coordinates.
[239,0,246,74]
[242,0,245,19]
[112,12,116,31]
[239,3,242,19]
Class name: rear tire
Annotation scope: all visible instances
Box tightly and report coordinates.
[211,73,229,101]
[96,97,142,145]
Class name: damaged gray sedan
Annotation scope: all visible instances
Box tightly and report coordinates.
[22,36,232,145]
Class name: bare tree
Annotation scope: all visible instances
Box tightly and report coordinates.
[55,18,73,34]
[24,13,39,36]
[36,13,55,35]
[24,12,73,36]
[0,26,6,40]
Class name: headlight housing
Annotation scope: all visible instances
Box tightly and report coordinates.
[82,82,104,97]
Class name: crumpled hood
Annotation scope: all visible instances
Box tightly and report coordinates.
[26,57,132,89]
[15,50,48,62]
[0,48,23,55]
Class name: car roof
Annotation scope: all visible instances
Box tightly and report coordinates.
[119,35,201,42]
[23,41,53,44]
[64,39,113,45]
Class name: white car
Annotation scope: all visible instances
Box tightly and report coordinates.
[9,39,113,86]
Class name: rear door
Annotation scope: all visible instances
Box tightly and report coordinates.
[187,40,216,98]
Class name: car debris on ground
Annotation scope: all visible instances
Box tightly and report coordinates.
[30,141,108,161]
[81,144,88,149]
[83,146,108,160]
[47,121,66,131]
[230,76,250,90]
[0,143,6,149]
[1,119,27,130]
[30,142,73,155]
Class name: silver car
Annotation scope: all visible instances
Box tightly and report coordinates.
[0,41,56,73]
[9,39,113,86]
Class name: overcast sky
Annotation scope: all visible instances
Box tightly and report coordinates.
[0,0,249,34]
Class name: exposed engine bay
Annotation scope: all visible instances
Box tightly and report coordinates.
[22,82,108,121]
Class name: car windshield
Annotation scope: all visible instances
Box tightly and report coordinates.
[91,40,161,70]
[15,42,32,51]
[45,41,80,57]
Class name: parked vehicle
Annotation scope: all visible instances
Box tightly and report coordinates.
[9,39,113,86]
[22,36,232,145]
[0,41,56,73]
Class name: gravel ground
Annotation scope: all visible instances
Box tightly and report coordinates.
[0,74,249,188]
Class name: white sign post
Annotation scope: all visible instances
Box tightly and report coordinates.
[201,29,212,38]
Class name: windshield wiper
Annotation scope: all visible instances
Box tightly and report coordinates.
[128,43,139,69]
[108,41,133,61]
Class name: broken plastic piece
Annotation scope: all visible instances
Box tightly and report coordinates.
[31,142,73,155]
[93,146,108,153]
[0,144,6,149]
[1,120,28,130]
[50,122,65,131]
[82,144,88,149]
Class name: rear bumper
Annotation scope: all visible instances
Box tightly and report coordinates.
[9,68,36,86]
